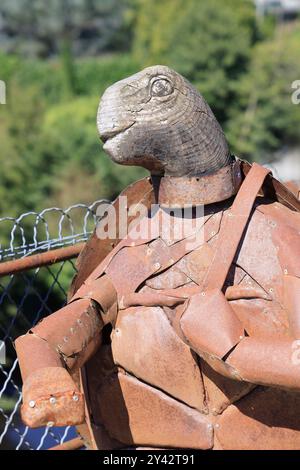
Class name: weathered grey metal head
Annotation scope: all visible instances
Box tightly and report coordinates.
[97,65,232,177]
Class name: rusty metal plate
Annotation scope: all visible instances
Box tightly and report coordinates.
[95,372,213,449]
[257,200,300,232]
[285,180,300,200]
[15,334,62,382]
[240,159,300,212]
[234,208,283,304]
[21,367,84,428]
[119,291,186,309]
[146,265,190,290]
[176,243,215,286]
[111,306,206,411]
[283,275,300,338]
[227,336,300,390]
[158,161,242,207]
[71,274,118,325]
[230,298,289,339]
[32,299,103,369]
[225,273,272,301]
[216,387,300,450]
[200,359,255,416]
[180,289,244,359]
[70,176,155,298]
[105,239,173,295]
[273,224,300,278]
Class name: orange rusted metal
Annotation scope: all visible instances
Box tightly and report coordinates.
[286,180,300,199]
[15,159,300,449]
[0,242,85,277]
[157,160,242,208]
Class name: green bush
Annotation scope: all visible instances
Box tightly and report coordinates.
[75,54,140,96]
[0,83,46,216]
[0,52,145,218]
[0,51,140,105]
[226,25,300,160]
[41,95,146,206]
[133,0,257,122]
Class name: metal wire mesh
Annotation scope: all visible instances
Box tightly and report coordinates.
[0,201,105,450]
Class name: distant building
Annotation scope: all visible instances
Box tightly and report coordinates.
[255,0,300,18]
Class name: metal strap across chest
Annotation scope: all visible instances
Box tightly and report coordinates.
[202,163,271,292]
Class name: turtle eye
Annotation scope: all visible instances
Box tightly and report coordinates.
[151,78,173,97]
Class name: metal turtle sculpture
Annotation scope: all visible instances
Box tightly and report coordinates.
[286,181,300,200]
[16,66,300,450]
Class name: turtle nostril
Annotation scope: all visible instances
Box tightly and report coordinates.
[100,134,109,144]
[100,129,119,143]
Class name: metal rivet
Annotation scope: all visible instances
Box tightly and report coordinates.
[29,400,35,408]
[239,335,244,340]
[215,423,220,429]
[153,262,161,270]
[47,421,54,427]
[211,231,216,236]
[269,288,274,293]
[284,269,288,275]
[73,395,79,402]
[63,336,68,343]
[49,397,56,405]
[201,292,205,296]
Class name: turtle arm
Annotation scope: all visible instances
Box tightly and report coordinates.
[224,216,300,390]
[224,336,300,391]
[15,274,117,428]
[179,288,300,392]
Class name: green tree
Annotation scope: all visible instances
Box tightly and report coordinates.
[226,24,300,160]
[0,0,134,95]
[0,51,142,220]
[0,83,46,216]
[133,0,257,122]
[40,94,146,206]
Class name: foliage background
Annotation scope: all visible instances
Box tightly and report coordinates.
[0,0,300,445]
[0,0,300,217]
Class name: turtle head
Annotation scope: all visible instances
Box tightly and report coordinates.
[97,65,232,177]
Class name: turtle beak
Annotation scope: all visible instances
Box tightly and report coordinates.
[99,123,135,144]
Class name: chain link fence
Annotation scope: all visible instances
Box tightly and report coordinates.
[0,201,105,450]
